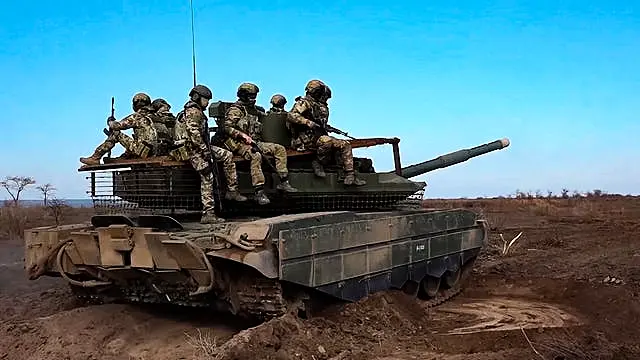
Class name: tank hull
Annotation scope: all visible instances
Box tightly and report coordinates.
[24,208,487,321]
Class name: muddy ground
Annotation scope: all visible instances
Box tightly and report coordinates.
[1,196,639,359]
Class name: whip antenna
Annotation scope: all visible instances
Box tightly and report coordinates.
[190,0,197,87]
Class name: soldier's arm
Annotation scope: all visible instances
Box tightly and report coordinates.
[222,107,248,140]
[287,100,316,128]
[109,113,137,131]
[184,110,210,155]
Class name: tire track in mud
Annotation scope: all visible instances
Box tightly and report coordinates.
[429,297,582,335]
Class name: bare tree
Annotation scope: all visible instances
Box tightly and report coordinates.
[1,176,36,206]
[36,183,56,206]
[47,198,70,226]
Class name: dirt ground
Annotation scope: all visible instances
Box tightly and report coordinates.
[1,196,639,360]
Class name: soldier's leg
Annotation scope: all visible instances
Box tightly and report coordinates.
[332,137,366,186]
[235,145,269,205]
[317,135,365,186]
[210,145,247,202]
[79,132,119,165]
[256,142,298,192]
[309,135,336,178]
[189,154,224,224]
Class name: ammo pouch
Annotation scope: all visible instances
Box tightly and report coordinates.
[132,141,153,158]
[168,140,190,161]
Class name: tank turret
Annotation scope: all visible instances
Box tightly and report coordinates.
[76,103,510,218]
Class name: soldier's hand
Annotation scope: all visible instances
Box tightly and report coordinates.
[240,133,253,144]
[107,120,116,129]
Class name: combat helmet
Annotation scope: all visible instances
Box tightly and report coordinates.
[151,98,170,110]
[270,94,287,108]
[305,80,326,100]
[237,83,259,98]
[189,84,213,99]
[132,93,151,111]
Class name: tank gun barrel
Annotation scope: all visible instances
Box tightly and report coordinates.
[399,138,510,179]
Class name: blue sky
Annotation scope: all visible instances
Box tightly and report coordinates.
[1,0,638,200]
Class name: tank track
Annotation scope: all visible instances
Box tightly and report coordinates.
[232,276,288,320]
[68,259,472,321]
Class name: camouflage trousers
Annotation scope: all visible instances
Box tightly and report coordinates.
[187,151,214,213]
[199,171,215,213]
[315,135,354,172]
[188,145,239,212]
[232,141,289,187]
[93,131,148,158]
[211,145,238,192]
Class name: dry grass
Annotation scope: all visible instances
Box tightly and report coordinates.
[185,329,221,360]
[0,203,94,241]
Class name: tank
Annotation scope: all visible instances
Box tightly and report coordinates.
[23,101,510,322]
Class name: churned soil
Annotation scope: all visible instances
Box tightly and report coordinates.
[1,196,639,360]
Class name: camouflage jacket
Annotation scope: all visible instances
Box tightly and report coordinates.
[153,110,176,142]
[109,106,158,144]
[174,101,210,157]
[222,101,265,146]
[286,96,329,150]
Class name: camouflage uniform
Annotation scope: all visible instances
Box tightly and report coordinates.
[267,94,287,114]
[287,80,365,186]
[80,93,159,165]
[180,85,236,224]
[173,106,246,204]
[151,98,176,151]
[222,83,298,205]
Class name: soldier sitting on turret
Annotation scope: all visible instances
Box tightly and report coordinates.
[219,83,298,205]
[80,93,159,165]
[267,94,287,114]
[286,80,365,186]
[150,98,176,154]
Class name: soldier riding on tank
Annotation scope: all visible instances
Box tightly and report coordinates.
[287,80,366,186]
[150,98,176,150]
[267,94,287,114]
[218,83,298,205]
[80,93,160,165]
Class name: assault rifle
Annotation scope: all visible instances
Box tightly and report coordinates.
[325,124,355,140]
[101,97,116,157]
[310,120,356,140]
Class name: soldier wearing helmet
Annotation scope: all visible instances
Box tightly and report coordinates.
[221,82,298,205]
[79,92,160,165]
[150,98,176,150]
[175,84,247,224]
[267,94,287,114]
[286,80,365,186]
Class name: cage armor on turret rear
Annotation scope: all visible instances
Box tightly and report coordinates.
[24,96,510,323]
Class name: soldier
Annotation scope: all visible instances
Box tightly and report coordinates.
[267,94,287,114]
[179,84,246,224]
[221,82,298,205]
[150,98,176,149]
[79,93,159,165]
[286,80,365,186]
[172,94,248,205]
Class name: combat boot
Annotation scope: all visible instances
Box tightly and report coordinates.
[276,178,298,192]
[79,156,101,166]
[225,190,248,202]
[200,211,225,224]
[254,188,270,205]
[344,171,366,186]
[311,160,326,178]
[79,148,105,165]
